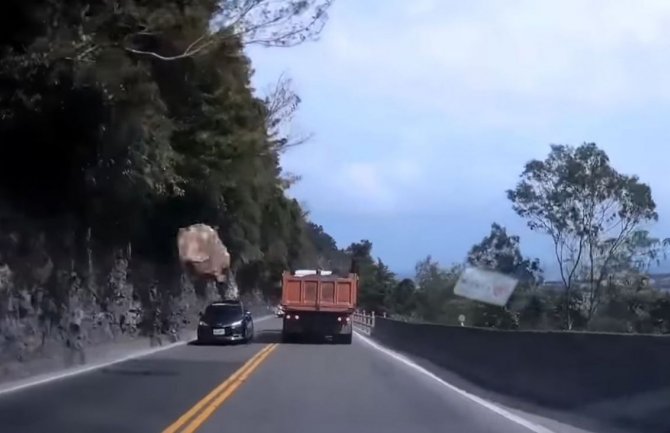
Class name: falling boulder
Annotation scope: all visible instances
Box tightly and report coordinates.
[177,224,231,283]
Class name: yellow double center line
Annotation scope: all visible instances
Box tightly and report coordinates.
[162,343,279,433]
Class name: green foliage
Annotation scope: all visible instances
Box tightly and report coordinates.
[459,223,544,328]
[607,230,670,276]
[1,3,667,337]
[467,222,542,284]
[371,143,670,334]
[325,142,669,334]
[0,0,336,321]
[507,143,659,328]
[412,256,460,322]
[297,222,350,272]
[345,241,390,311]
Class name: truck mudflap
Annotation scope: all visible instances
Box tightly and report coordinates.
[282,311,352,344]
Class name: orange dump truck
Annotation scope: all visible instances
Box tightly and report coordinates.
[280,270,358,344]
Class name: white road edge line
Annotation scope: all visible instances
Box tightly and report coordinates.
[0,315,274,397]
[354,331,557,433]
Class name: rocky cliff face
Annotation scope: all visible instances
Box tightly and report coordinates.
[0,208,259,383]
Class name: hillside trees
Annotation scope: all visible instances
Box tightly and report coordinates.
[0,0,337,335]
[346,240,389,311]
[297,222,350,272]
[342,240,422,315]
[411,256,460,322]
[384,278,416,316]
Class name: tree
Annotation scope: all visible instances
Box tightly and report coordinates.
[466,222,542,283]
[607,230,670,278]
[296,222,349,272]
[507,143,657,328]
[22,1,336,64]
[263,73,313,153]
[344,240,396,311]
[518,293,547,329]
[415,255,451,292]
[368,258,397,313]
[385,278,416,316]
[345,240,375,281]
[413,256,462,323]
[463,223,543,329]
[211,0,334,47]
[0,0,341,338]
[587,230,670,333]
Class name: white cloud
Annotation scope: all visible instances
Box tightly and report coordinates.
[283,153,424,215]
[317,0,670,120]
[250,0,670,221]
[342,162,394,207]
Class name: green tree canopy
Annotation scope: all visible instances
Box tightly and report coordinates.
[466,222,542,284]
[0,0,338,323]
[507,143,658,328]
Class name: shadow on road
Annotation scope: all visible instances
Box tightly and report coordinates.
[100,366,179,377]
[0,356,246,433]
[250,330,280,343]
[253,330,348,345]
[186,340,250,347]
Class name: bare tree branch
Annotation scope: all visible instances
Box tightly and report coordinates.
[263,72,312,153]
[125,0,335,61]
[125,38,217,61]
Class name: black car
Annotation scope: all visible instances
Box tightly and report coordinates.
[196,301,254,344]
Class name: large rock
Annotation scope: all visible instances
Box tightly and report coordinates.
[177,224,231,283]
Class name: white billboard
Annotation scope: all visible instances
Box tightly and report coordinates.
[454,266,519,306]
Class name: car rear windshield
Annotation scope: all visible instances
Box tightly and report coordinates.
[203,305,243,322]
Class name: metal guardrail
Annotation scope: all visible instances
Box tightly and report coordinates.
[352,311,377,335]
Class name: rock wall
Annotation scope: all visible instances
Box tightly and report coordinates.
[0,208,264,384]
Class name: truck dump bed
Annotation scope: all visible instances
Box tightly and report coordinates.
[281,271,358,313]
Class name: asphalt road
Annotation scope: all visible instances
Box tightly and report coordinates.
[0,318,593,433]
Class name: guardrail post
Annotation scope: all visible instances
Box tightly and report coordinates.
[351,311,375,335]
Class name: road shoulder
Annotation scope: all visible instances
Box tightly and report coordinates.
[354,331,609,433]
[0,315,273,396]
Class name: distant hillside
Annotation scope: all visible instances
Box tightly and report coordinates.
[542,273,670,292]
[396,268,670,292]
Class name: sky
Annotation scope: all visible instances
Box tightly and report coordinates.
[246,0,670,279]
